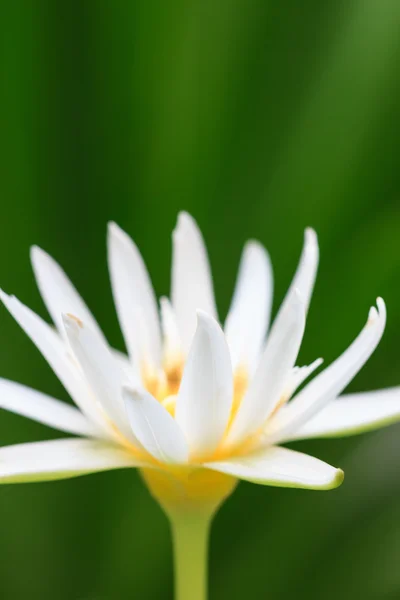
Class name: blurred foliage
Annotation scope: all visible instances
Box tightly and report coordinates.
[0,1,400,599]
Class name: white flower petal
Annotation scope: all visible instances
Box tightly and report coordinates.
[226,290,305,447]
[123,387,188,464]
[160,296,183,366]
[171,212,218,353]
[30,246,107,344]
[224,241,273,373]
[0,291,108,436]
[267,298,387,443]
[277,228,318,319]
[205,445,344,490]
[175,311,233,457]
[0,438,142,484]
[107,222,162,374]
[0,378,95,437]
[62,314,135,442]
[284,358,324,400]
[112,348,142,386]
[285,387,400,441]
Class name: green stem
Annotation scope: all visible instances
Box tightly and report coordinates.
[171,512,212,600]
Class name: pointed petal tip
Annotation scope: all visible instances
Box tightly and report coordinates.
[194,310,221,340]
[243,239,272,261]
[122,385,143,400]
[173,211,196,237]
[30,244,42,259]
[367,297,387,328]
[376,297,386,315]
[30,245,56,276]
[177,210,192,224]
[332,468,345,490]
[160,296,171,322]
[123,386,160,410]
[244,238,263,251]
[303,229,319,262]
[107,220,126,242]
[196,307,209,320]
[30,244,51,261]
[196,308,220,331]
[159,296,175,324]
[159,295,170,309]
[367,297,385,327]
[305,227,318,243]
[108,222,138,252]
[62,312,84,333]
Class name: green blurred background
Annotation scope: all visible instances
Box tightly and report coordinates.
[1,1,400,598]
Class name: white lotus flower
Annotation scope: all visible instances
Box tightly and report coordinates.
[0,212,397,513]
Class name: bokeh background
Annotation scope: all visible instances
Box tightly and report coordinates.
[0,1,400,598]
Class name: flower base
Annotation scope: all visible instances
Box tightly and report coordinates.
[141,467,237,600]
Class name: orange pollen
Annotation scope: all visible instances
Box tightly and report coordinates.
[164,363,183,397]
[141,357,185,405]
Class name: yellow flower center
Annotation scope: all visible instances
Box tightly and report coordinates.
[108,354,291,511]
[110,355,290,513]
[142,357,268,462]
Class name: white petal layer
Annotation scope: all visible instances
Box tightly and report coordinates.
[175,311,233,457]
[205,445,344,490]
[30,246,107,344]
[284,358,324,401]
[62,314,135,442]
[285,387,400,441]
[124,387,188,464]
[277,228,319,319]
[112,349,140,385]
[160,297,183,366]
[108,222,162,374]
[267,299,387,443]
[171,212,218,353]
[227,290,305,447]
[225,241,273,373]
[0,378,95,437]
[0,438,141,483]
[0,292,108,435]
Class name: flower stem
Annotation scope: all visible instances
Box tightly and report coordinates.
[171,512,212,600]
[140,467,237,600]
